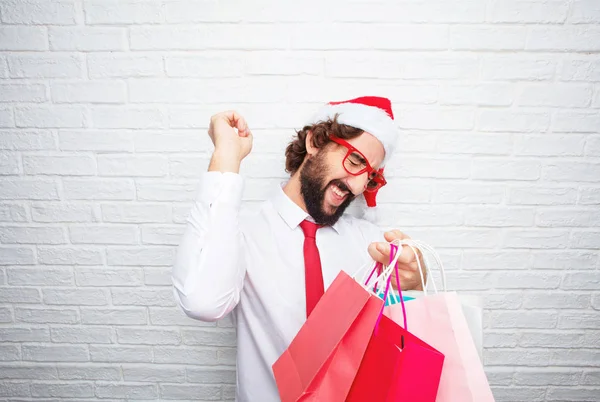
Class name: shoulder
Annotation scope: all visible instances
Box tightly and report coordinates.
[239,199,271,228]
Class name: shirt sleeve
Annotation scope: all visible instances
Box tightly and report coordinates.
[171,171,246,322]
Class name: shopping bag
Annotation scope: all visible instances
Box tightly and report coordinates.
[399,291,483,360]
[458,294,483,360]
[377,290,415,305]
[384,239,495,402]
[272,270,383,402]
[389,240,483,359]
[400,246,483,362]
[347,314,444,402]
[348,243,445,402]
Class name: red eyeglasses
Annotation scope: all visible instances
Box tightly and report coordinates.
[329,136,387,192]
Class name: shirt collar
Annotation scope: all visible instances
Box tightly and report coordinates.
[271,181,341,234]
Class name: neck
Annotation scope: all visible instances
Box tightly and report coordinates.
[283,172,308,213]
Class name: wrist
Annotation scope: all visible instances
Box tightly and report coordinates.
[209,149,242,173]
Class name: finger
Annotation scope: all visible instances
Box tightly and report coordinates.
[219,110,248,134]
[399,270,416,287]
[230,114,248,135]
[236,118,249,136]
[368,242,389,265]
[395,261,417,272]
[375,242,391,260]
[241,125,253,138]
[383,229,411,243]
[375,241,414,265]
[396,260,427,285]
[396,244,417,265]
[241,130,254,147]
[389,268,416,291]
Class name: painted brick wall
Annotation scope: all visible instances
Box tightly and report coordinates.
[1,0,599,400]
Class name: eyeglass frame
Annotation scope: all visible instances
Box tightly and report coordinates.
[328,136,387,192]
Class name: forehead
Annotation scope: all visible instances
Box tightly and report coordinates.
[345,131,385,168]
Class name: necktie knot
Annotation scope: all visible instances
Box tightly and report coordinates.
[300,220,319,239]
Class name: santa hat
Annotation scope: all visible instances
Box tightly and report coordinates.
[308,96,399,223]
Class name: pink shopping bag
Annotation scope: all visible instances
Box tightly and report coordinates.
[384,240,495,401]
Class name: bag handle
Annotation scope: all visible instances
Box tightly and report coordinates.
[391,244,408,330]
[355,239,416,305]
[395,239,447,296]
[374,243,407,331]
[354,238,447,297]
[360,239,401,298]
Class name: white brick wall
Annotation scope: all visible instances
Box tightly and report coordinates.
[0,0,598,400]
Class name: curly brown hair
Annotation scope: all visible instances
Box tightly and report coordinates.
[285,114,364,175]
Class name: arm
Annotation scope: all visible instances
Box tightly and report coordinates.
[172,171,245,321]
[171,111,253,322]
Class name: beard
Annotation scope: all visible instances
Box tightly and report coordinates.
[299,151,356,226]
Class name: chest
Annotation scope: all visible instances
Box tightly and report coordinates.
[240,220,373,337]
[247,221,371,287]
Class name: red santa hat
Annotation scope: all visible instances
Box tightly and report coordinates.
[308,96,400,223]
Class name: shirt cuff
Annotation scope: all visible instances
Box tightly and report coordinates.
[195,171,244,208]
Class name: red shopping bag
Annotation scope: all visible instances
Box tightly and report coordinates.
[272,270,383,402]
[348,243,445,402]
[347,314,445,401]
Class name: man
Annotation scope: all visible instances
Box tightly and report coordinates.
[172,96,427,401]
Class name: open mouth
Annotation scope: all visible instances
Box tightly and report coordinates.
[328,183,349,206]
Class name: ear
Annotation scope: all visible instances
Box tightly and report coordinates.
[305,130,318,157]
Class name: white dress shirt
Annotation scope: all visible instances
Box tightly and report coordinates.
[172,171,385,402]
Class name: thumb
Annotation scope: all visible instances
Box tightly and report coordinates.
[376,242,388,255]
[373,242,391,262]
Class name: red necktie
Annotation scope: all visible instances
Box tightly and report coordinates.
[299,220,324,318]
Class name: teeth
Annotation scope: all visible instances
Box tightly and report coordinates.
[332,185,346,198]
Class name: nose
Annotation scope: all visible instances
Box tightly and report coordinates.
[346,172,370,195]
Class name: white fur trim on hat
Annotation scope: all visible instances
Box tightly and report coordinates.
[309,102,399,166]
